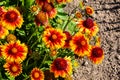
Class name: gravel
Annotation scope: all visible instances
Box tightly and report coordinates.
[64,0,120,80]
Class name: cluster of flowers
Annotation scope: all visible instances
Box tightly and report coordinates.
[0,0,104,80]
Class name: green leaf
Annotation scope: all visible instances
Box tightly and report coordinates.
[0,1,6,6]
[58,4,66,8]
[5,72,15,80]
[0,72,2,79]
[38,26,44,32]
[57,12,68,20]
[25,0,34,8]
[67,21,76,34]
[16,29,26,36]
[22,74,29,80]
[44,61,52,65]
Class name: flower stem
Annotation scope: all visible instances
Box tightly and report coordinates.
[30,35,42,49]
[27,27,38,44]
[63,6,79,31]
[39,53,47,68]
[0,41,2,45]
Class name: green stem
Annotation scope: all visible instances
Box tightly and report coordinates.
[63,6,79,30]
[39,54,47,68]
[30,36,42,49]
[0,41,2,45]
[22,0,24,6]
[25,57,31,67]
[27,27,38,44]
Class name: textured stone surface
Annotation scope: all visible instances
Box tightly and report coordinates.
[65,0,120,80]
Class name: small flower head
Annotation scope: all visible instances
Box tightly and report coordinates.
[30,5,39,14]
[77,18,99,36]
[3,61,22,77]
[1,7,23,30]
[85,6,94,15]
[30,67,44,80]
[6,34,17,42]
[50,49,57,57]
[88,46,104,64]
[43,28,66,49]
[36,0,50,7]
[2,40,28,62]
[35,11,49,26]
[50,57,72,78]
[42,2,57,18]
[70,32,90,57]
[0,24,9,39]
[75,11,82,18]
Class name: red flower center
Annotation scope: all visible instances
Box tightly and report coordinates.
[5,11,18,22]
[86,8,92,14]
[92,47,103,58]
[83,18,94,29]
[75,37,86,47]
[54,58,67,70]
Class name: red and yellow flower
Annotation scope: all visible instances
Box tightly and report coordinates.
[85,6,94,15]
[30,5,39,14]
[1,40,28,62]
[56,0,72,4]
[0,24,9,39]
[70,32,90,57]
[1,7,23,30]
[3,61,22,77]
[43,28,66,49]
[50,57,72,78]
[6,34,17,42]
[88,46,104,64]
[63,31,72,48]
[35,0,50,7]
[35,11,49,26]
[75,11,82,18]
[30,67,44,80]
[0,6,6,18]
[50,48,58,57]
[77,18,99,37]
[42,2,57,19]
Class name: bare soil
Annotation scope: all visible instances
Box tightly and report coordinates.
[64,0,120,80]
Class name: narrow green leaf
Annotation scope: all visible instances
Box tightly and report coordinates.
[57,12,68,20]
[16,29,26,36]
[79,0,85,9]
[0,1,6,6]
